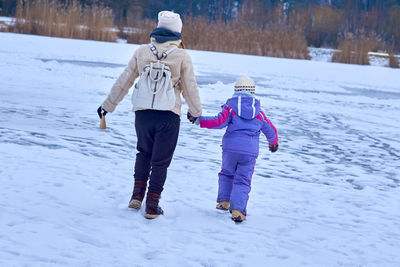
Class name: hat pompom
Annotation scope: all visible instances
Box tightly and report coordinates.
[234,76,255,94]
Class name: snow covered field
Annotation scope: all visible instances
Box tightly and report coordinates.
[1,32,400,266]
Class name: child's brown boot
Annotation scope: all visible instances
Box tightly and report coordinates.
[128,180,147,210]
[216,201,230,211]
[231,209,246,222]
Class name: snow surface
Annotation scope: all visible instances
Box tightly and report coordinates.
[1,32,400,267]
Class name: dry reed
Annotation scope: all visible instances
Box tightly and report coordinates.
[8,0,116,42]
[184,18,310,59]
[125,16,310,60]
[388,51,399,68]
[125,19,155,45]
[332,32,382,65]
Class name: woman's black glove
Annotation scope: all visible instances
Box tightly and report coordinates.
[97,106,108,119]
[187,112,199,125]
[269,143,279,153]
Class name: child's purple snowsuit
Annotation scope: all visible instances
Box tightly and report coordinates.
[199,91,278,215]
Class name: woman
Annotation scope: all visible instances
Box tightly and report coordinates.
[97,11,202,219]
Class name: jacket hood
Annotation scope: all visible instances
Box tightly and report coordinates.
[227,92,260,120]
[150,38,181,53]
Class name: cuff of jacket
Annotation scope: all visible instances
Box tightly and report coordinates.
[188,108,202,118]
[101,100,117,113]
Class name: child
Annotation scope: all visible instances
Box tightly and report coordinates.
[188,77,279,222]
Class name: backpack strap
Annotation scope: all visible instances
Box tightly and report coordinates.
[149,43,159,59]
[148,43,177,60]
[162,46,178,59]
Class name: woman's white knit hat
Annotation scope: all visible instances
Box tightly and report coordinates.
[234,76,256,94]
[157,11,183,33]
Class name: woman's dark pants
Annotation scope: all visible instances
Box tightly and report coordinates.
[133,110,180,195]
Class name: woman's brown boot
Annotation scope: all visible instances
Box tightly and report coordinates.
[144,192,164,219]
[128,180,147,210]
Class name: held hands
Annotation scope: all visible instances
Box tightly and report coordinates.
[97,106,108,119]
[269,143,279,153]
[187,112,199,125]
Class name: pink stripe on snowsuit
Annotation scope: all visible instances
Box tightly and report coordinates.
[260,110,279,145]
[199,106,232,129]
